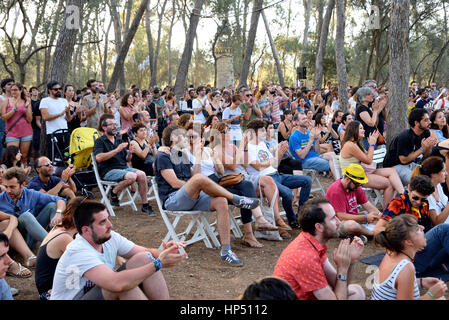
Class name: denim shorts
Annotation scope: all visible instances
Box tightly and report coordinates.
[5,134,33,143]
[102,168,138,182]
[302,155,330,172]
[164,185,212,212]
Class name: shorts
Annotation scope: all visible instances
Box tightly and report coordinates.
[102,168,138,182]
[5,134,33,143]
[164,185,212,212]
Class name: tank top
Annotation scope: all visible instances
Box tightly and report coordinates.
[131,140,154,176]
[371,259,420,300]
[338,155,360,174]
[6,100,33,137]
[120,106,135,131]
[35,232,71,294]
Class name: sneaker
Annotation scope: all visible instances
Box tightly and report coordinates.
[142,205,156,216]
[10,287,19,296]
[234,197,259,210]
[110,191,120,207]
[289,221,301,230]
[221,250,243,267]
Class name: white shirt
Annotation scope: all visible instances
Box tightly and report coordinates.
[192,96,208,124]
[428,183,449,224]
[222,107,243,141]
[50,231,134,300]
[39,97,68,134]
[247,141,277,176]
[435,98,449,112]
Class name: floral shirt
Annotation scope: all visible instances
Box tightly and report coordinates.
[381,191,432,233]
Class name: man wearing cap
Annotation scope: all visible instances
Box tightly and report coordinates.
[325,164,381,240]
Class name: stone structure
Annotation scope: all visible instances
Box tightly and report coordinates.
[215,39,234,89]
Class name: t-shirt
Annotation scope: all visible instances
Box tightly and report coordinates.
[247,141,277,176]
[93,135,129,179]
[427,183,449,224]
[154,149,192,207]
[82,94,107,129]
[31,99,41,130]
[325,179,368,215]
[50,231,134,300]
[39,97,68,134]
[0,278,13,300]
[383,128,430,167]
[222,107,242,141]
[192,96,208,124]
[239,102,260,132]
[355,104,376,138]
[382,191,432,233]
[273,232,328,300]
[27,176,64,193]
[289,129,319,162]
[415,98,431,109]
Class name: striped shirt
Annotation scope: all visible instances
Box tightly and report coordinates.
[271,96,282,123]
[371,259,420,300]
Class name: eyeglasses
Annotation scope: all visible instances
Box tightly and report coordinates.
[37,161,51,168]
[411,195,427,202]
[51,87,62,91]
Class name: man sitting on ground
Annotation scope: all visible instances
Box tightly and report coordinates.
[154,124,260,266]
[50,200,187,300]
[325,164,381,241]
[93,114,154,215]
[374,175,449,276]
[0,232,13,300]
[27,157,77,199]
[0,167,66,248]
[273,198,365,300]
[383,108,437,186]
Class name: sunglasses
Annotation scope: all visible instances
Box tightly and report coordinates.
[51,87,62,91]
[411,195,427,202]
[245,94,253,97]
[38,161,51,168]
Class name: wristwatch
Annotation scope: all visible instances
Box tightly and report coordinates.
[56,209,63,214]
[337,274,347,281]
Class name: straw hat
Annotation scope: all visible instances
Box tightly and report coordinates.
[343,163,369,184]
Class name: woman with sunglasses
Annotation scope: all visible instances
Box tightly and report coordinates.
[222,94,243,146]
[340,121,404,208]
[411,156,449,226]
[0,82,33,167]
[372,214,447,300]
[209,122,279,247]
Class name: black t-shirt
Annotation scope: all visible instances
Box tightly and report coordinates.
[355,103,376,138]
[415,98,431,109]
[186,99,193,110]
[31,99,41,130]
[146,102,157,119]
[154,149,192,208]
[383,128,430,167]
[93,135,129,178]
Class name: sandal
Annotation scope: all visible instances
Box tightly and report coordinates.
[241,237,264,248]
[255,221,278,231]
[6,261,32,278]
[279,229,292,239]
[276,218,292,231]
[24,255,37,268]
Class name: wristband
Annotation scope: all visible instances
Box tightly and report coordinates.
[369,144,376,148]
[60,179,68,184]
[426,291,435,300]
[153,258,162,272]
[420,147,425,153]
[364,214,368,224]
[244,150,248,152]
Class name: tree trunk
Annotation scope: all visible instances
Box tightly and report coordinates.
[49,0,83,85]
[102,19,113,85]
[145,3,155,85]
[314,0,335,90]
[239,0,263,88]
[109,0,126,93]
[300,0,313,69]
[124,0,134,37]
[36,51,41,88]
[335,0,348,112]
[150,0,169,87]
[261,9,284,87]
[315,0,325,64]
[167,0,176,86]
[173,0,205,99]
[108,0,150,93]
[387,0,410,146]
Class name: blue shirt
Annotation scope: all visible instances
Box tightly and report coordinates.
[289,129,319,162]
[27,176,63,193]
[0,278,13,300]
[0,188,63,217]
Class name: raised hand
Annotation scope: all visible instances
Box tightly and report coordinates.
[368,130,379,145]
[349,236,365,262]
[333,238,352,272]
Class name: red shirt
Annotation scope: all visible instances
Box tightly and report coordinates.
[273,232,328,300]
[325,179,368,215]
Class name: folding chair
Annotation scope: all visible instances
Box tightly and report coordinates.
[91,153,138,217]
[303,169,326,196]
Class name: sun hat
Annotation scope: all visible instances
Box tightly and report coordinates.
[343,163,369,184]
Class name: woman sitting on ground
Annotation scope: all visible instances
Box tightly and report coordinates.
[130,123,157,176]
[372,214,447,300]
[410,156,449,226]
[34,197,81,300]
[429,110,449,143]
[339,121,404,208]
[1,145,31,175]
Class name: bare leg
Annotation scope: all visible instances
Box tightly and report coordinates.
[209,197,230,245]
[135,170,149,204]
[242,223,263,248]
[343,220,373,237]
[20,141,31,166]
[365,173,393,208]
[322,152,337,180]
[113,172,136,194]
[348,284,366,300]
[257,176,280,220]
[373,167,404,194]
[0,221,34,262]
[102,286,148,300]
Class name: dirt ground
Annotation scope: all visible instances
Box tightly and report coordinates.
[6,174,444,300]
